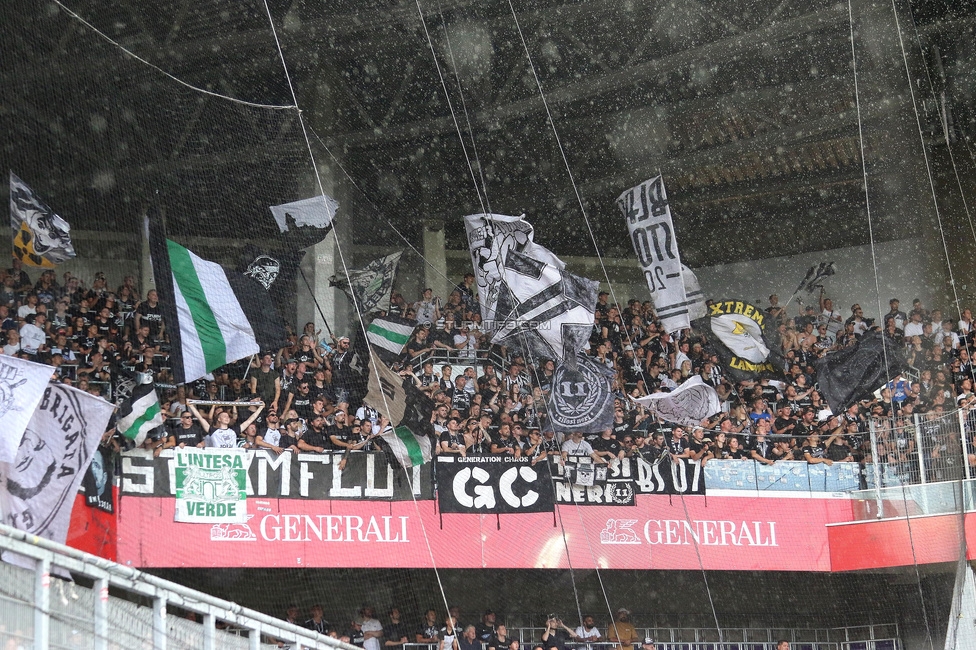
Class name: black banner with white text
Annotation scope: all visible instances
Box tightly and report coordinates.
[436,456,555,514]
[120,449,433,501]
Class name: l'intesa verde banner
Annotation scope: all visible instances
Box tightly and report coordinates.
[174,448,247,523]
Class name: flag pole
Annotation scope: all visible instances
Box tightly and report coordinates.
[298,267,335,339]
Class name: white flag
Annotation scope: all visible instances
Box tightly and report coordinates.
[618,176,693,334]
[269,194,338,233]
[463,213,564,329]
[0,383,114,547]
[631,376,721,428]
[682,264,707,321]
[0,355,55,463]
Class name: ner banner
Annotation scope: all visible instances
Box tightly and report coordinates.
[174,448,247,523]
[436,457,555,514]
[550,457,636,506]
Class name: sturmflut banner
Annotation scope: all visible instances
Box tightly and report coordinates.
[122,450,434,501]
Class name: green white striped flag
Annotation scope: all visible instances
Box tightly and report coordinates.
[147,215,286,384]
[116,381,164,446]
[366,316,414,361]
[382,426,432,469]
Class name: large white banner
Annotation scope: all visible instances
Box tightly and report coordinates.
[631,376,721,428]
[618,176,696,333]
[463,213,563,329]
[0,355,56,463]
[0,383,114,547]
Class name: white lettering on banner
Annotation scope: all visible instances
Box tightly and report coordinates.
[554,481,631,504]
[259,515,409,542]
[122,454,153,494]
[256,451,291,496]
[364,453,394,498]
[633,457,702,493]
[330,453,362,497]
[300,455,327,496]
[639,520,777,546]
[452,466,542,510]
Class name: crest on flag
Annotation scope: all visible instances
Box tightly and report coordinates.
[9,172,76,268]
[547,354,616,433]
[464,213,564,329]
[490,249,598,365]
[697,300,785,381]
[330,252,402,314]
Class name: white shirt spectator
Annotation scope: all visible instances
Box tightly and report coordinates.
[16,304,36,320]
[206,428,238,448]
[19,322,46,353]
[362,617,384,650]
[904,320,925,338]
[561,437,595,457]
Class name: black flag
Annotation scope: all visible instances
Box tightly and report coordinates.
[236,244,305,325]
[815,331,907,414]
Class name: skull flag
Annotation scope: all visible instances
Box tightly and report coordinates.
[9,172,76,268]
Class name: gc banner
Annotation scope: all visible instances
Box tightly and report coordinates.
[550,457,636,506]
[633,456,706,495]
[174,448,247,523]
[436,457,554,514]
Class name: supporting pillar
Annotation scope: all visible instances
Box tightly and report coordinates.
[94,578,108,650]
[34,558,50,650]
[423,219,449,302]
[153,596,167,650]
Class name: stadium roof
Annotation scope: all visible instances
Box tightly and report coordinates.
[2,0,974,264]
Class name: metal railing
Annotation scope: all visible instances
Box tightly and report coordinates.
[0,523,356,650]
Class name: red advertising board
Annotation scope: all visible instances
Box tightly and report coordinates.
[117,493,855,571]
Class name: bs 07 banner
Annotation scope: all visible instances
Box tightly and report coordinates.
[436,456,555,514]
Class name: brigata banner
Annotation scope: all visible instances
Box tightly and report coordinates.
[549,457,636,506]
[436,456,554,514]
[121,449,433,501]
[633,456,706,495]
[174,448,247,523]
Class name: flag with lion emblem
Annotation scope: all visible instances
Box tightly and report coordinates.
[9,172,76,268]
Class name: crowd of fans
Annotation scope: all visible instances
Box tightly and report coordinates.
[275,603,673,650]
[2,257,974,479]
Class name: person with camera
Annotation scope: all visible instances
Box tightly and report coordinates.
[541,615,573,650]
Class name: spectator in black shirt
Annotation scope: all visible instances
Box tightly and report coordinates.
[164,412,206,451]
[300,413,331,453]
[475,611,497,643]
[416,609,440,644]
[306,604,332,635]
[592,428,624,463]
[384,608,410,649]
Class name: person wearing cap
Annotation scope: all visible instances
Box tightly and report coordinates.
[474,610,496,643]
[606,608,638,650]
[276,416,303,453]
[439,417,467,456]
[641,638,656,650]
